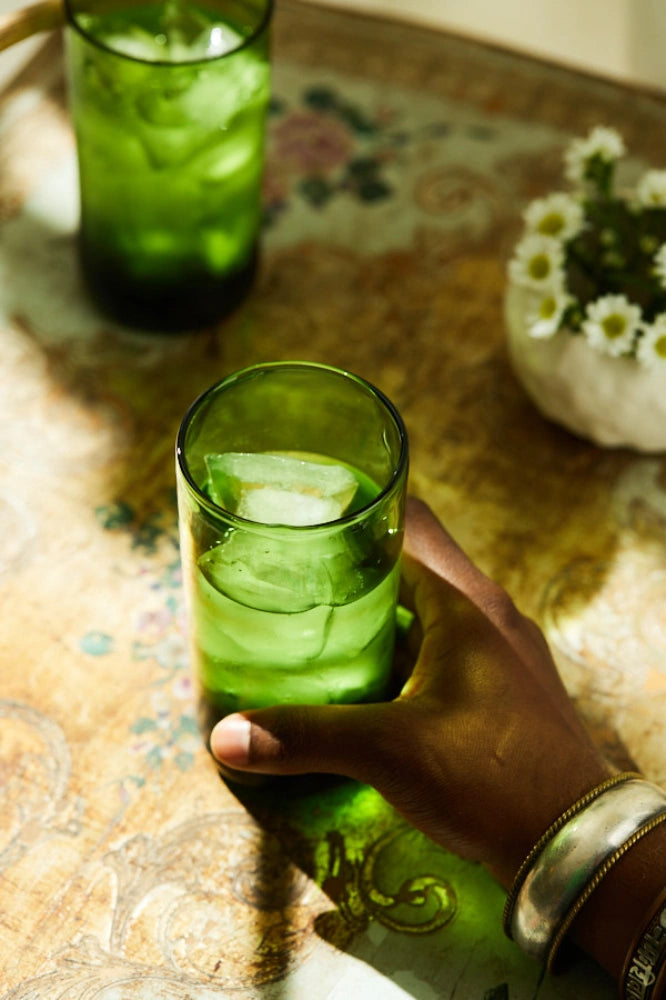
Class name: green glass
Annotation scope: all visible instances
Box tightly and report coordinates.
[176,362,408,724]
[64,0,272,331]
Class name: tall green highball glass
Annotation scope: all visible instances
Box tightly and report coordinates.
[64,0,272,331]
[176,362,409,738]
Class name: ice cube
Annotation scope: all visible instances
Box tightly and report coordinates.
[196,563,333,663]
[97,25,168,62]
[199,531,339,613]
[204,452,358,526]
[158,0,243,61]
[86,1,245,65]
[204,24,244,58]
[236,486,345,526]
[199,535,311,612]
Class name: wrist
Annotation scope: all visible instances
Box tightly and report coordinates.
[499,771,666,989]
[486,751,615,890]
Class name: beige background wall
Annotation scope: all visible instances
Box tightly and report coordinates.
[304,0,666,94]
[1,0,666,94]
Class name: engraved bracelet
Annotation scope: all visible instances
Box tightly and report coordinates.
[509,778,666,965]
[620,886,666,1000]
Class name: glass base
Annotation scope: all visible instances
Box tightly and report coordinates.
[79,239,258,333]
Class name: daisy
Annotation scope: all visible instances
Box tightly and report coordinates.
[637,314,666,367]
[526,288,574,339]
[581,294,642,357]
[508,233,566,290]
[564,126,626,186]
[654,243,666,289]
[523,192,585,242]
[635,170,666,208]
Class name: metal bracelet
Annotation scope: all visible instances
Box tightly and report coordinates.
[547,812,666,974]
[503,771,640,939]
[621,888,666,1000]
[510,779,666,964]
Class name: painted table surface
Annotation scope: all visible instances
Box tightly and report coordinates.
[1,3,666,997]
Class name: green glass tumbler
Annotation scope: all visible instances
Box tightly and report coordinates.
[64,0,272,331]
[176,361,409,731]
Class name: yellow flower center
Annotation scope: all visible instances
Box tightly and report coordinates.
[539,296,557,319]
[602,314,627,339]
[528,254,550,281]
[538,213,564,236]
[656,334,666,358]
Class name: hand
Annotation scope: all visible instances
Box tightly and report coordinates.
[210,497,613,888]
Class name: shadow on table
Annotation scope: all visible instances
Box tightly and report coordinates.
[214,763,616,1000]
[226,768,467,999]
[195,674,482,997]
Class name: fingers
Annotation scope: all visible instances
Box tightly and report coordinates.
[210,702,397,782]
[404,496,502,608]
[404,496,553,674]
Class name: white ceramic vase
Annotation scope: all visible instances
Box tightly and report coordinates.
[505,282,666,453]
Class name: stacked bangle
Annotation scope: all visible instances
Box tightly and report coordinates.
[502,773,666,975]
[620,886,666,1000]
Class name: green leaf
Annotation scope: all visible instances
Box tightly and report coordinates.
[358,179,392,202]
[303,86,338,111]
[95,501,134,530]
[338,103,376,134]
[178,715,199,735]
[298,176,335,207]
[347,157,380,178]
[131,717,158,734]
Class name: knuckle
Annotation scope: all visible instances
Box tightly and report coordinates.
[483,583,527,634]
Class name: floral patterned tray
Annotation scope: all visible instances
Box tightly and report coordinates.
[2,3,666,997]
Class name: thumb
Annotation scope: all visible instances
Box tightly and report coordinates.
[210,702,396,782]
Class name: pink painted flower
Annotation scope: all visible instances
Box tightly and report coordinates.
[271,112,354,173]
[173,676,193,700]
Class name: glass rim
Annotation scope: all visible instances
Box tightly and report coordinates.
[64,0,274,67]
[176,360,409,533]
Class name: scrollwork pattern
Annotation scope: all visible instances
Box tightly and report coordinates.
[0,700,82,874]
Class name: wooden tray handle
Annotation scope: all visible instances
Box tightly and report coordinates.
[0,0,64,53]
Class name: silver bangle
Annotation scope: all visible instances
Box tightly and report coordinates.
[511,779,666,963]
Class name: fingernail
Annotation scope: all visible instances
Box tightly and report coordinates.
[210,714,251,766]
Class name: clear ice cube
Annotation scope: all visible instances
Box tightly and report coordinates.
[204,452,358,526]
[238,486,346,526]
[199,531,340,613]
[132,50,267,168]
[196,565,333,663]
[203,24,244,58]
[198,520,367,614]
[158,0,242,60]
[97,25,167,62]
[85,1,244,65]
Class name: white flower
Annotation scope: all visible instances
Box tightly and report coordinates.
[581,294,642,356]
[526,288,574,339]
[636,171,666,209]
[523,192,585,242]
[654,244,666,289]
[508,233,566,290]
[637,314,666,367]
[635,170,666,208]
[564,126,626,186]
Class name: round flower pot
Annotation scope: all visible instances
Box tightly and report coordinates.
[505,282,666,453]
